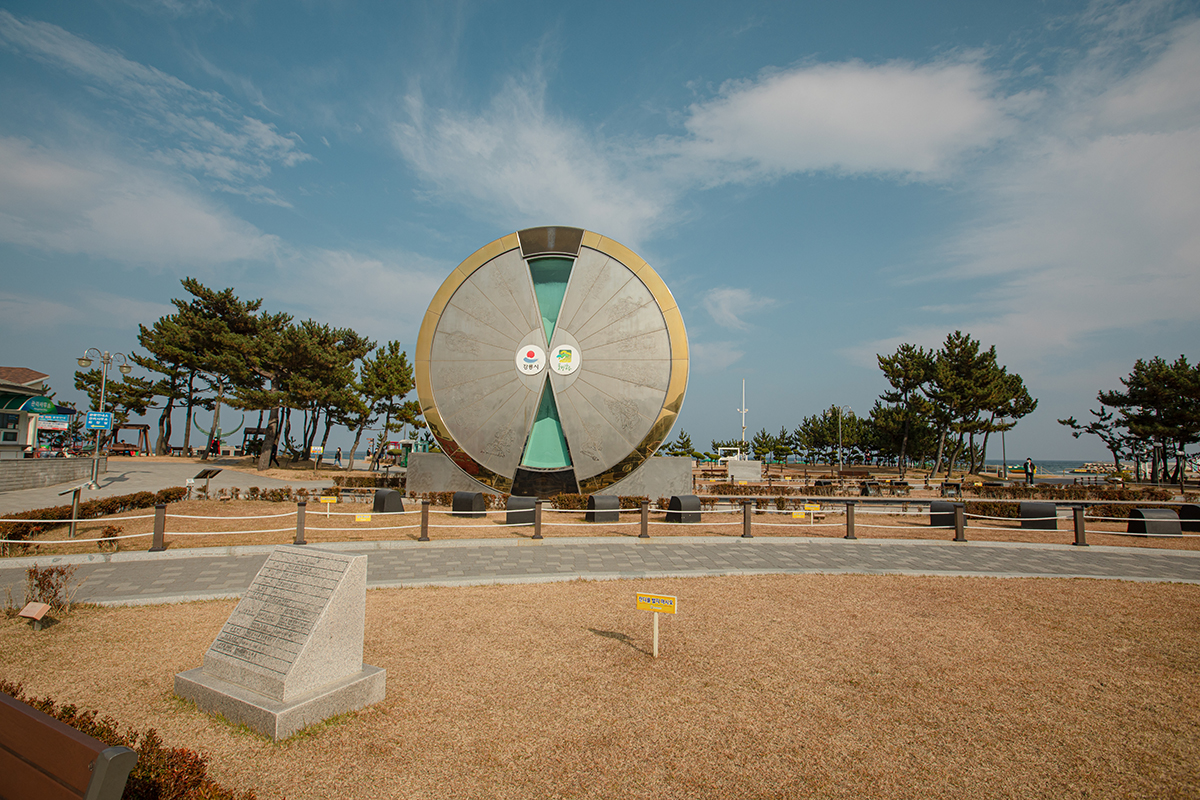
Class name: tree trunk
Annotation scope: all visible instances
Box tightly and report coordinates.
[946,432,965,477]
[348,424,366,472]
[930,426,947,478]
[155,397,174,455]
[316,413,334,469]
[182,372,196,455]
[202,383,223,462]
[257,407,279,471]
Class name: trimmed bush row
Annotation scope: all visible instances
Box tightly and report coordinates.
[0,487,188,544]
[332,474,404,489]
[0,679,256,800]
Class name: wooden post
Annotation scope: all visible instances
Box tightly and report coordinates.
[1073,505,1088,547]
[639,500,650,538]
[953,504,966,542]
[533,499,543,539]
[419,499,430,542]
[294,501,307,545]
[653,612,659,658]
[845,501,856,540]
[742,500,753,538]
[150,503,166,552]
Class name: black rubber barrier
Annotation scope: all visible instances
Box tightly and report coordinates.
[586,494,620,523]
[452,491,486,517]
[1128,508,1181,535]
[929,500,964,528]
[506,495,535,525]
[667,495,701,523]
[1020,501,1058,530]
[373,488,405,514]
[1180,504,1199,533]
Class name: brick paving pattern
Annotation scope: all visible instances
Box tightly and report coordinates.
[3,537,1198,606]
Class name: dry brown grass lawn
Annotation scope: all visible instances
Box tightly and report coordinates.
[2,575,1198,799]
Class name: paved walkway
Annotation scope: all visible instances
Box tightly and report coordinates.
[2,537,1197,606]
[0,460,329,514]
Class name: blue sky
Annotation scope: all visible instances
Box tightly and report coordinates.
[1,0,1197,460]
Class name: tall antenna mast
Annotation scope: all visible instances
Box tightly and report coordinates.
[736,379,748,458]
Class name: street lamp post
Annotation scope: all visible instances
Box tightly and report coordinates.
[830,405,852,472]
[77,348,131,488]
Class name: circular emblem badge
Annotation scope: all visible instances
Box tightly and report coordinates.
[515,344,546,375]
[550,345,580,375]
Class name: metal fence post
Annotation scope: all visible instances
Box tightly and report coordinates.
[294,501,307,545]
[742,500,753,538]
[639,500,650,538]
[845,501,856,540]
[69,487,81,539]
[149,503,166,552]
[1073,505,1088,547]
[419,499,430,542]
[953,504,966,542]
[533,499,544,540]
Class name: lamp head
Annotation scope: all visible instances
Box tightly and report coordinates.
[118,364,132,375]
[77,357,93,368]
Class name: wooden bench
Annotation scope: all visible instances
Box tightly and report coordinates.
[0,691,138,800]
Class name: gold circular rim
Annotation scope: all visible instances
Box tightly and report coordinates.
[415,228,688,494]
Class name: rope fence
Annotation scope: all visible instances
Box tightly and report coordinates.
[4,496,1196,552]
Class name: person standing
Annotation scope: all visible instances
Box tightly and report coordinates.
[1023,457,1036,486]
[335,446,342,468]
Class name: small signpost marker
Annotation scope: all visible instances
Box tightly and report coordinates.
[320,495,337,517]
[636,593,677,658]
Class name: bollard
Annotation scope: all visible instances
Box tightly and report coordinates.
[419,499,430,542]
[294,501,307,545]
[845,501,856,540]
[1073,506,1088,547]
[953,504,966,542]
[533,499,544,540]
[150,503,166,552]
[69,487,81,539]
[639,500,650,538]
[742,500,753,538]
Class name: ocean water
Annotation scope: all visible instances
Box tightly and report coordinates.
[983,459,1106,475]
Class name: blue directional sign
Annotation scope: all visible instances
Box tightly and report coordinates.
[85,411,113,431]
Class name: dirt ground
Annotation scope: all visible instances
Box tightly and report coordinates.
[2,574,1198,799]
[9,498,1199,557]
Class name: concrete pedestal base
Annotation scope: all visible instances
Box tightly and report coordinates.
[175,664,386,741]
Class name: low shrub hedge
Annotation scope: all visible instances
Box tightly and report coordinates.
[0,487,188,546]
[0,679,256,799]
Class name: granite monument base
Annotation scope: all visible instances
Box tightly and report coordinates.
[175,664,385,741]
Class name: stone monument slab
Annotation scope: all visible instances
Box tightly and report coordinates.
[175,545,385,739]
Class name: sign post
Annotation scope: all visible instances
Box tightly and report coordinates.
[636,593,677,658]
[320,495,337,517]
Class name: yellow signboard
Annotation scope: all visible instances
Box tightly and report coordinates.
[792,511,803,518]
[803,503,821,511]
[636,593,677,614]
[319,496,337,504]
[355,514,371,522]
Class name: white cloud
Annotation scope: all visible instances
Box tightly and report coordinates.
[937,16,1200,359]
[0,11,309,199]
[681,58,1011,180]
[702,287,778,330]
[0,137,278,264]
[689,341,745,374]
[391,55,1014,241]
[392,78,672,245]
[254,247,449,348]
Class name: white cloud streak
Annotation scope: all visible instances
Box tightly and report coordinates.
[0,137,278,265]
[0,11,309,201]
[702,287,778,330]
[391,55,1013,243]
